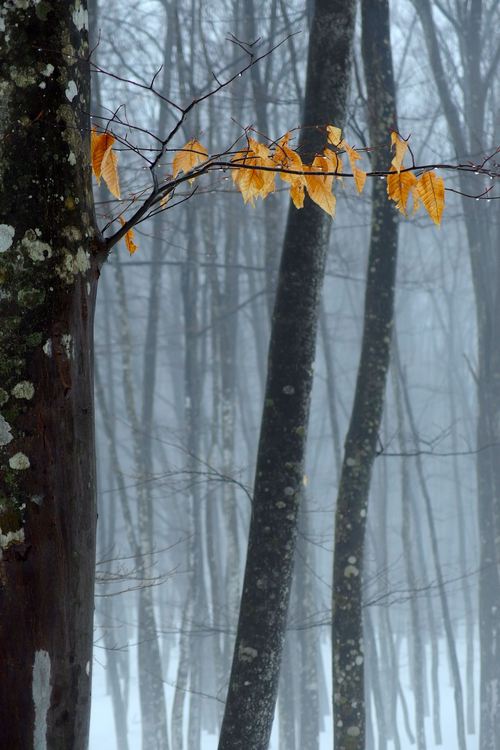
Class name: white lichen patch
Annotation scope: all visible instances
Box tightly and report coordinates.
[41,63,54,77]
[0,388,8,406]
[0,224,15,252]
[347,727,360,737]
[33,649,51,750]
[56,247,90,284]
[31,494,44,506]
[0,527,25,550]
[238,645,258,662]
[9,452,30,470]
[344,564,359,578]
[42,338,52,357]
[68,151,76,166]
[65,80,78,102]
[61,333,73,359]
[11,380,34,400]
[0,414,13,446]
[72,3,88,30]
[21,230,52,262]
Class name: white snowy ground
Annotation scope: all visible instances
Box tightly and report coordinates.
[90,636,479,749]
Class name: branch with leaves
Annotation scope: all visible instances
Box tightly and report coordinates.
[92,126,498,256]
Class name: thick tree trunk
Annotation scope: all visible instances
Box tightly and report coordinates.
[331,1,399,747]
[217,2,356,748]
[0,3,101,748]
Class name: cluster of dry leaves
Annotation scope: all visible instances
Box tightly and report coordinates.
[91,126,445,255]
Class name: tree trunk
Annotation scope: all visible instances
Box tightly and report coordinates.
[332,1,399,747]
[0,3,101,748]
[217,2,356,748]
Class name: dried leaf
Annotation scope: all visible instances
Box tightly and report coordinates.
[353,167,367,194]
[390,131,409,173]
[415,170,445,225]
[326,125,342,147]
[273,132,306,207]
[101,146,121,199]
[91,129,115,182]
[305,156,336,217]
[232,137,275,205]
[172,139,209,181]
[387,168,417,215]
[119,217,138,255]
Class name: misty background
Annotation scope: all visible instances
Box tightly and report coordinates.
[88,1,499,748]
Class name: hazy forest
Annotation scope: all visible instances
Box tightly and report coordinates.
[0,0,499,749]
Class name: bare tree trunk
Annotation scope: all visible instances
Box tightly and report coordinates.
[217,2,357,747]
[395,342,467,750]
[332,1,399,746]
[0,3,102,748]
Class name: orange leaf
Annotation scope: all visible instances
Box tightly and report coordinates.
[390,131,408,173]
[353,167,367,194]
[91,129,115,182]
[172,139,208,181]
[387,168,417,215]
[231,137,275,205]
[101,146,121,199]
[326,125,342,147]
[415,170,445,225]
[305,156,336,217]
[323,150,343,181]
[273,133,306,207]
[119,217,138,255]
[341,140,361,171]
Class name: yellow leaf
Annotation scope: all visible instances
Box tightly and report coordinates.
[386,168,417,215]
[119,217,138,255]
[91,128,115,182]
[341,140,368,194]
[415,170,445,225]
[353,167,367,194]
[323,150,343,181]
[390,132,408,173]
[290,181,305,209]
[273,133,307,207]
[341,140,361,171]
[231,137,275,205]
[305,156,336,217]
[101,146,121,199]
[326,125,342,147]
[172,139,209,181]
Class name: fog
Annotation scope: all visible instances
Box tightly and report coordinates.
[89,1,499,748]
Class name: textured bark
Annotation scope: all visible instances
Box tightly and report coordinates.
[331,1,399,747]
[217,2,356,748]
[0,3,101,748]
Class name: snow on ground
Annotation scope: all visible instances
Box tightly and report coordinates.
[90,635,478,749]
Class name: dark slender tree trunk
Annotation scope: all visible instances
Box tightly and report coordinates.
[0,3,102,748]
[217,2,357,748]
[332,1,399,747]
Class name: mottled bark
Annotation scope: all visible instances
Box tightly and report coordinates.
[331,1,398,747]
[217,2,356,748]
[0,2,101,748]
